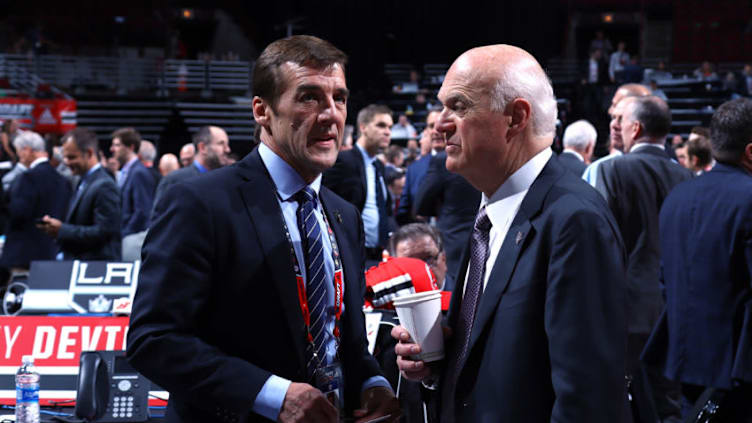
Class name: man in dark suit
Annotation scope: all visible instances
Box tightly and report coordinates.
[37,128,121,261]
[557,119,596,176]
[152,125,231,209]
[394,44,627,422]
[323,104,394,265]
[413,152,479,293]
[110,127,156,237]
[643,98,752,420]
[0,131,71,271]
[396,109,444,225]
[594,95,693,422]
[127,35,399,423]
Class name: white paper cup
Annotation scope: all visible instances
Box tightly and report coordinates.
[393,291,444,362]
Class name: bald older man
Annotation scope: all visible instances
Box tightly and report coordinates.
[393,44,627,422]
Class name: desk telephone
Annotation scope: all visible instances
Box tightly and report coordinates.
[75,351,149,422]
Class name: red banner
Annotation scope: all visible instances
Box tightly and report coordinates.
[0,98,76,134]
[0,316,166,406]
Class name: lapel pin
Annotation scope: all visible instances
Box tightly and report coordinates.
[334,211,343,223]
[515,231,524,245]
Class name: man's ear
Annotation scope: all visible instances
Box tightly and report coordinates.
[506,98,532,140]
[252,96,271,128]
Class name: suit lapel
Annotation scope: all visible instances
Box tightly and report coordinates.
[466,158,560,353]
[66,168,99,221]
[236,150,308,371]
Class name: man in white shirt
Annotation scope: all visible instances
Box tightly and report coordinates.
[610,41,630,83]
[393,43,627,422]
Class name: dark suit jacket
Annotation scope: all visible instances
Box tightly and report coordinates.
[643,164,752,389]
[0,161,71,268]
[121,160,156,236]
[396,154,431,225]
[557,150,587,176]
[443,156,627,422]
[594,145,693,335]
[58,167,121,261]
[152,163,201,210]
[127,149,384,423]
[323,147,392,216]
[414,152,480,292]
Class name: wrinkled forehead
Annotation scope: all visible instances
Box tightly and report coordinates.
[438,58,494,102]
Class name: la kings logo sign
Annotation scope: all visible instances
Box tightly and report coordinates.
[67,261,140,313]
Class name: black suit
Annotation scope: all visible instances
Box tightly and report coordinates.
[152,163,202,210]
[414,152,480,292]
[557,150,587,176]
[127,149,384,423]
[58,166,121,261]
[120,160,156,237]
[442,155,627,421]
[322,147,392,247]
[0,161,71,268]
[594,144,693,420]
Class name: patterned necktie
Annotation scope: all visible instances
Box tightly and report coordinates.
[294,187,329,376]
[442,206,492,418]
[373,161,389,247]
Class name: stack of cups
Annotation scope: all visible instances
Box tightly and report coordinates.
[392,291,445,362]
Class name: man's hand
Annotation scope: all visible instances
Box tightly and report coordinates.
[36,215,62,238]
[391,325,432,382]
[278,382,338,423]
[353,386,400,423]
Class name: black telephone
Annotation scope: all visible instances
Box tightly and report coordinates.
[75,351,150,422]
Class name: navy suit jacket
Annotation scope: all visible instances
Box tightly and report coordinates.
[120,160,156,237]
[0,161,71,268]
[414,152,480,292]
[323,147,392,214]
[643,163,752,389]
[443,156,627,422]
[58,167,121,261]
[396,154,431,224]
[557,151,587,176]
[127,149,384,423]
[594,145,693,334]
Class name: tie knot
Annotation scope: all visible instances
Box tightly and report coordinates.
[294,187,317,208]
[475,206,491,232]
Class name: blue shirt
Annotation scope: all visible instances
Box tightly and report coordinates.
[193,160,208,174]
[118,157,139,187]
[355,144,385,248]
[253,143,390,421]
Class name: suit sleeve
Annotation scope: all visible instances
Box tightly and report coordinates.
[414,155,446,217]
[127,183,272,418]
[545,204,627,422]
[58,180,121,248]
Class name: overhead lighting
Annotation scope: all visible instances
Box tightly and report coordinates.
[603,13,614,23]
[182,8,194,19]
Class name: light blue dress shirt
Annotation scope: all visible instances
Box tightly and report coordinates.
[253,143,390,421]
[355,144,384,248]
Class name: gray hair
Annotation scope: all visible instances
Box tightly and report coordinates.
[563,120,597,151]
[490,59,558,137]
[138,140,157,161]
[12,131,46,152]
[387,223,443,257]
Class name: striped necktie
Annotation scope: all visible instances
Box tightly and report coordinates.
[294,187,328,376]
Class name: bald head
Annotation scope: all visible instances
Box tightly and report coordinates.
[609,83,651,115]
[158,153,179,176]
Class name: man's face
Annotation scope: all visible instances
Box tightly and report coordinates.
[388,175,405,199]
[436,57,508,181]
[202,127,231,170]
[609,98,628,152]
[395,235,447,289]
[360,113,393,154]
[180,144,195,167]
[63,140,95,175]
[258,62,348,181]
[425,111,444,152]
[16,146,33,167]
[675,145,689,168]
[619,98,640,152]
[109,137,131,167]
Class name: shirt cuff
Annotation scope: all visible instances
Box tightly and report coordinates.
[361,375,393,393]
[252,375,292,422]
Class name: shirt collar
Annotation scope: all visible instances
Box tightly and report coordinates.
[563,149,584,162]
[355,143,377,163]
[121,156,139,173]
[84,163,101,179]
[631,142,664,152]
[483,147,553,206]
[193,160,208,173]
[29,157,48,169]
[258,142,322,202]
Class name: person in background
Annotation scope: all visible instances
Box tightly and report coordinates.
[558,119,596,176]
[158,153,180,177]
[179,142,195,167]
[138,139,161,185]
[110,127,156,237]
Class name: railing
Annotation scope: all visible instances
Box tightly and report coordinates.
[0,54,253,96]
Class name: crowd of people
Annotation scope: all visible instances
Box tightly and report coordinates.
[0,33,750,423]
